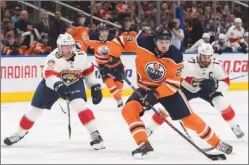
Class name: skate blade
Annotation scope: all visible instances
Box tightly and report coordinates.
[92,142,105,150]
[133,151,153,159]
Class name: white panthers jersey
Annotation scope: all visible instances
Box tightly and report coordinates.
[226,25,245,41]
[43,48,99,90]
[181,56,230,93]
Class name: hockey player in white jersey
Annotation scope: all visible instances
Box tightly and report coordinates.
[146,43,244,141]
[3,33,105,150]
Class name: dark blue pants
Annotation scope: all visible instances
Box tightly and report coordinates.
[31,79,87,110]
[180,87,223,107]
[126,88,192,120]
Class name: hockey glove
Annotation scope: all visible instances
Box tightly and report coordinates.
[99,66,110,79]
[54,81,70,99]
[199,79,219,92]
[91,84,103,105]
[114,62,126,80]
[141,89,159,109]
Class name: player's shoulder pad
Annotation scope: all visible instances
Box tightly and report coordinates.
[212,57,222,65]
[166,45,183,64]
[74,48,87,56]
[136,35,155,53]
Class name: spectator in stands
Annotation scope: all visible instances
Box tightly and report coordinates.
[1,1,7,21]
[25,33,51,55]
[185,32,210,52]
[11,6,21,24]
[14,10,35,47]
[189,13,204,44]
[168,18,184,50]
[48,10,67,49]
[211,33,232,54]
[16,33,27,55]
[117,17,136,36]
[99,2,113,21]
[0,42,8,55]
[3,9,11,22]
[4,33,20,55]
[2,19,14,38]
[35,10,50,34]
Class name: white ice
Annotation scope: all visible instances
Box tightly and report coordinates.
[1,91,248,164]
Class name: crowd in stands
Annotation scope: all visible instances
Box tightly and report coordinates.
[1,1,248,56]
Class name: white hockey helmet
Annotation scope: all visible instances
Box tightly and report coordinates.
[244,32,249,38]
[56,33,75,46]
[218,33,226,40]
[198,43,214,56]
[234,18,242,24]
[202,33,210,39]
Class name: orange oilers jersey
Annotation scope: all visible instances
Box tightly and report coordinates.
[110,34,184,98]
[83,34,117,67]
[67,24,89,50]
[117,29,137,53]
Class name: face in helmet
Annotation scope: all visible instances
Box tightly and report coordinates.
[198,43,214,68]
[154,26,172,56]
[97,23,109,41]
[57,33,75,59]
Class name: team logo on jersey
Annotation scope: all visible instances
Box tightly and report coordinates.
[145,62,166,81]
[191,78,201,87]
[97,45,109,56]
[61,70,81,84]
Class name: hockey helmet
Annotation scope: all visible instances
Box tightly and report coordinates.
[57,33,75,46]
[198,43,214,56]
[154,26,172,41]
[97,22,108,31]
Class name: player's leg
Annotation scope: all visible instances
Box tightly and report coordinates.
[122,88,154,158]
[68,79,104,150]
[3,79,59,146]
[146,87,196,136]
[104,77,123,107]
[161,90,232,154]
[200,91,244,138]
[115,80,124,107]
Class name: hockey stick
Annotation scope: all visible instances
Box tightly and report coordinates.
[66,97,72,139]
[123,77,226,161]
[178,121,215,152]
[230,74,248,81]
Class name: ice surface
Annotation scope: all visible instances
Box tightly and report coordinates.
[1,91,248,164]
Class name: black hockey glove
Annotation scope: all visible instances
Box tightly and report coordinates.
[91,84,103,105]
[199,79,219,92]
[114,62,126,80]
[99,66,110,79]
[54,81,70,99]
[141,89,159,109]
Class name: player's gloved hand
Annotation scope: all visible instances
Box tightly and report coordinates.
[115,62,126,80]
[91,84,103,105]
[141,89,159,109]
[54,81,70,99]
[199,79,219,92]
[99,66,110,79]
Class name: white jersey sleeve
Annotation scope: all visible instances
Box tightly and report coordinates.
[185,39,204,53]
[213,60,230,92]
[43,48,63,90]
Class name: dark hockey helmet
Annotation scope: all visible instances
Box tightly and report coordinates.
[154,26,172,41]
[77,12,86,18]
[97,22,108,31]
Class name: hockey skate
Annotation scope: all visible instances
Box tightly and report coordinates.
[231,124,244,139]
[90,131,105,150]
[132,142,154,158]
[145,127,153,137]
[117,99,123,108]
[3,132,28,146]
[216,141,233,154]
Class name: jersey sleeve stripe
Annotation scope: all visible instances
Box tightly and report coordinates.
[82,64,94,76]
[44,70,60,79]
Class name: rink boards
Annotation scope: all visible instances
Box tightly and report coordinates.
[1,53,248,102]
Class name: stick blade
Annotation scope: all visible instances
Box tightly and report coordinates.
[207,153,226,161]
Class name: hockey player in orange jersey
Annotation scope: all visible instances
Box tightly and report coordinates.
[109,26,233,158]
[67,12,89,50]
[83,23,125,107]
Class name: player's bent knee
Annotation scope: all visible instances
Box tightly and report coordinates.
[122,100,143,121]
[70,98,87,113]
[25,106,44,121]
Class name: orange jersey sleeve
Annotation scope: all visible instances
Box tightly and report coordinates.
[67,25,89,50]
